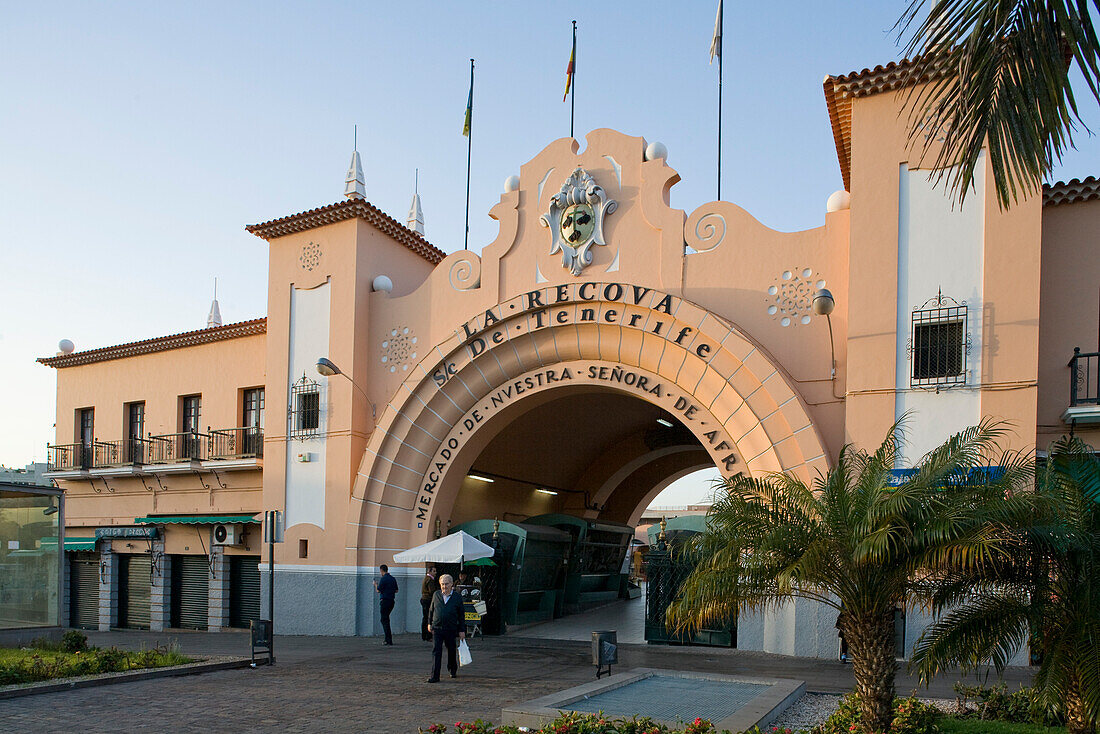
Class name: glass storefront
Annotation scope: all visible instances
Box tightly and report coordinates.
[0,486,61,629]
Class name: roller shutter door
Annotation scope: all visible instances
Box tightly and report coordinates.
[171,555,209,630]
[119,554,151,629]
[69,553,99,629]
[229,556,261,628]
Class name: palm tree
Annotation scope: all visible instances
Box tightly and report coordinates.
[911,436,1100,734]
[896,0,1100,208]
[666,420,1035,732]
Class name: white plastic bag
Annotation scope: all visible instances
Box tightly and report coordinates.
[458,638,472,666]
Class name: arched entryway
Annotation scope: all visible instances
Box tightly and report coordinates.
[345,284,829,565]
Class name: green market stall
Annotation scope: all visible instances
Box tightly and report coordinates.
[524,514,634,614]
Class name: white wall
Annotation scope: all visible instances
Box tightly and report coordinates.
[285,282,330,529]
[895,160,985,463]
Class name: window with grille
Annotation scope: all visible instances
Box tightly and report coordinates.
[909,291,970,388]
[289,376,320,439]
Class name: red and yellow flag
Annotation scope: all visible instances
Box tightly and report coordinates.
[562,43,575,102]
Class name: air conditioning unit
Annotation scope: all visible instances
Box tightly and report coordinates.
[212,523,242,546]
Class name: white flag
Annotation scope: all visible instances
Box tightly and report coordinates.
[709,0,723,63]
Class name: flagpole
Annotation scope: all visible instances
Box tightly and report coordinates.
[570,20,577,138]
[717,3,723,201]
[465,58,474,251]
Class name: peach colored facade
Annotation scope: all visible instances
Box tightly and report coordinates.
[41,60,1099,655]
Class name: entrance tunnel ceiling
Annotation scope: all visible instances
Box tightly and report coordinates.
[459,388,712,525]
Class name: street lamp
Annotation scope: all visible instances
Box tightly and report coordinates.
[812,289,842,399]
[315,357,376,418]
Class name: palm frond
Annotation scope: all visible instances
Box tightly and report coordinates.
[909,592,1031,683]
[897,0,1100,208]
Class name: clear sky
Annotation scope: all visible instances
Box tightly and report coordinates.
[2,3,1097,504]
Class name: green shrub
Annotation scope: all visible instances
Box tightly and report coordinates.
[92,647,127,672]
[0,644,192,686]
[29,636,62,652]
[818,692,941,734]
[60,630,89,653]
[951,684,1061,727]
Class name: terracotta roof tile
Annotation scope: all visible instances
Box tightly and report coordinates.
[37,318,267,369]
[829,58,943,99]
[823,56,945,193]
[245,198,446,264]
[1043,177,1100,207]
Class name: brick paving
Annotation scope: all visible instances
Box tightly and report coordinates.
[0,623,1035,733]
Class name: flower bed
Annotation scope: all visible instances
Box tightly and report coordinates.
[0,630,192,685]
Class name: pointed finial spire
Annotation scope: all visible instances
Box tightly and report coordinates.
[206,278,222,328]
[344,125,366,200]
[406,168,425,235]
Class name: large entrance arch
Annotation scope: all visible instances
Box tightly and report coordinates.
[345,284,829,565]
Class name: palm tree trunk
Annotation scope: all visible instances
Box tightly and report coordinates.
[1065,676,1096,734]
[841,611,898,731]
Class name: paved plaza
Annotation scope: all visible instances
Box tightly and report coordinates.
[1,601,1035,733]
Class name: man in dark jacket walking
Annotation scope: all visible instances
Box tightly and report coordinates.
[374,564,398,645]
[426,573,465,682]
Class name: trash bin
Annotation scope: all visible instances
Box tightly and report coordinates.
[592,630,618,666]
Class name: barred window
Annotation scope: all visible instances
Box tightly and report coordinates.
[297,392,320,430]
[289,376,321,439]
[909,291,969,388]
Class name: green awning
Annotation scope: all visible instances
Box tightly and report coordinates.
[63,537,97,551]
[465,557,496,567]
[134,514,259,525]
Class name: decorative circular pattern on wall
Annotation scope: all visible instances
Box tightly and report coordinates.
[381,327,418,373]
[766,267,826,327]
[299,242,323,271]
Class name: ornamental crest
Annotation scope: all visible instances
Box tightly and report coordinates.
[539,168,617,276]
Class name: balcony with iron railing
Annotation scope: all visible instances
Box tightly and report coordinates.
[1063,348,1100,426]
[208,426,264,460]
[46,427,263,476]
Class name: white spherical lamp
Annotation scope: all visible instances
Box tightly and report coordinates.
[372,275,393,293]
[504,175,520,193]
[826,190,851,213]
[644,141,668,162]
[58,339,75,354]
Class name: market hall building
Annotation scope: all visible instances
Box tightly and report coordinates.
[39,58,1100,660]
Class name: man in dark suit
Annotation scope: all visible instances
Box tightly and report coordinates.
[426,573,465,682]
[374,564,398,645]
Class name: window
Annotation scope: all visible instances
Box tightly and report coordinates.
[297,392,320,431]
[179,395,202,459]
[243,388,265,430]
[77,408,94,469]
[242,388,265,456]
[909,291,969,388]
[127,402,145,463]
[288,376,320,439]
[181,395,201,433]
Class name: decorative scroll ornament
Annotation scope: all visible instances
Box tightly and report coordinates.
[539,168,617,276]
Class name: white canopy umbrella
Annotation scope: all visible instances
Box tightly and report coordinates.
[391,530,495,564]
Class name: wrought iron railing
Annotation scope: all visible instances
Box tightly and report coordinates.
[91,440,125,467]
[147,431,207,463]
[1070,348,1100,407]
[89,438,151,467]
[208,427,264,460]
[49,429,259,471]
[47,442,87,471]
